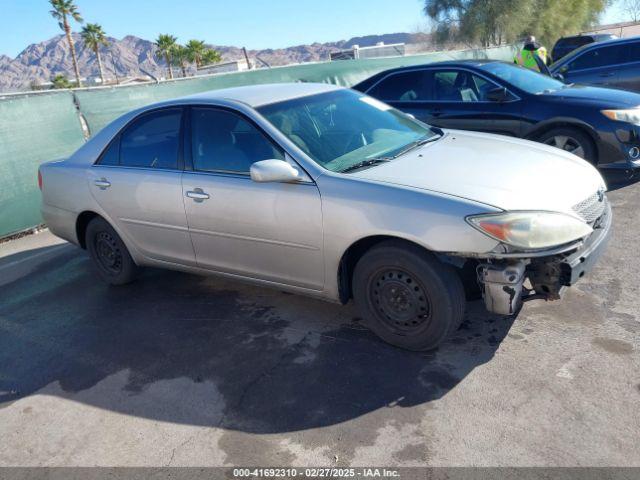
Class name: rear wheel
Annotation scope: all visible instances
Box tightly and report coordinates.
[85,217,139,285]
[537,127,596,164]
[352,241,465,351]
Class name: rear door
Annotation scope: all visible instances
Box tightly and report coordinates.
[562,44,626,87]
[366,69,434,121]
[89,107,195,265]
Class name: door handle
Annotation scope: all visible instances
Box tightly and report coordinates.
[94,179,111,189]
[186,189,210,202]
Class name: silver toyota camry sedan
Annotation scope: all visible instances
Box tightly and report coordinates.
[39,83,611,350]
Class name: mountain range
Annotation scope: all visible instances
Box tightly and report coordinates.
[0,32,432,93]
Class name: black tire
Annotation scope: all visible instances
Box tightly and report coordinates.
[85,217,139,285]
[352,241,465,351]
[536,127,597,164]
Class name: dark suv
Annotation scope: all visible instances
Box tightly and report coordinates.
[550,36,640,92]
[551,33,617,61]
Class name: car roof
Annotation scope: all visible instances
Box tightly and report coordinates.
[177,82,343,108]
[352,59,503,87]
[364,59,500,76]
[557,33,616,42]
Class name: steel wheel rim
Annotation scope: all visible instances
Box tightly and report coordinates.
[369,268,432,333]
[544,135,585,158]
[95,231,122,275]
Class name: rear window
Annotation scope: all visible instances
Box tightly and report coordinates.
[558,37,589,48]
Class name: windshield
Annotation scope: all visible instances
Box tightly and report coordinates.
[257,89,440,173]
[479,62,566,94]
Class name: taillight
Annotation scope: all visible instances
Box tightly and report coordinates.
[38,170,43,191]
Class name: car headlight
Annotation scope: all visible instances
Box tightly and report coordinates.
[601,108,640,125]
[467,211,592,250]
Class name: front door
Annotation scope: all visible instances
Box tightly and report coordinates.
[422,69,523,136]
[89,107,195,265]
[182,106,324,290]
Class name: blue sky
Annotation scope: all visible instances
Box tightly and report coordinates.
[0,0,627,58]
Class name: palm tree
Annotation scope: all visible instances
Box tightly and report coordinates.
[51,74,72,89]
[172,45,189,77]
[185,40,207,69]
[49,0,83,87]
[201,48,222,67]
[81,23,109,85]
[155,34,177,79]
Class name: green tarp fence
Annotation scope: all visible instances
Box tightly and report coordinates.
[0,44,517,237]
[0,92,86,236]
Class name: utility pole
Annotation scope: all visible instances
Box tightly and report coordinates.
[242,47,252,69]
[110,49,120,85]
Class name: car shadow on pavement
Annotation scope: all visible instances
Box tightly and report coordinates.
[0,244,515,433]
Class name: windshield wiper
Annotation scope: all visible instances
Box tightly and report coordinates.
[339,157,391,173]
[391,133,442,159]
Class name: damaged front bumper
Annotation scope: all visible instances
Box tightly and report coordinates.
[475,201,612,315]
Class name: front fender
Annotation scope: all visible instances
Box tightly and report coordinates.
[316,173,500,300]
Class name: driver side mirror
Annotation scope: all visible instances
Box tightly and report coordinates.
[250,159,301,183]
[486,86,510,102]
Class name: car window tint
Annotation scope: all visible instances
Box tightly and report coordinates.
[433,70,484,102]
[191,107,283,173]
[368,70,430,101]
[560,37,582,48]
[628,42,640,62]
[97,137,119,166]
[120,109,182,169]
[569,45,626,70]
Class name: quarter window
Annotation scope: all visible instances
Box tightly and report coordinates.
[368,70,430,102]
[190,108,284,174]
[569,45,627,70]
[119,109,182,169]
[97,137,119,166]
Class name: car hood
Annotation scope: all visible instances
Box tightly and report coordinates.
[542,85,640,108]
[351,130,606,215]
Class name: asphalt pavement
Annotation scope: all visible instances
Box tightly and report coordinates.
[0,181,638,467]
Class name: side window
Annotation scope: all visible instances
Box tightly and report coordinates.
[120,109,182,169]
[433,70,486,102]
[628,42,640,63]
[569,45,627,71]
[471,75,499,101]
[190,107,284,174]
[368,70,430,102]
[97,137,119,166]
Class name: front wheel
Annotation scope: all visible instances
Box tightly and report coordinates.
[352,241,465,351]
[85,217,139,285]
[537,127,596,164]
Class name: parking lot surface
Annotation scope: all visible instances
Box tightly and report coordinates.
[0,182,639,467]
